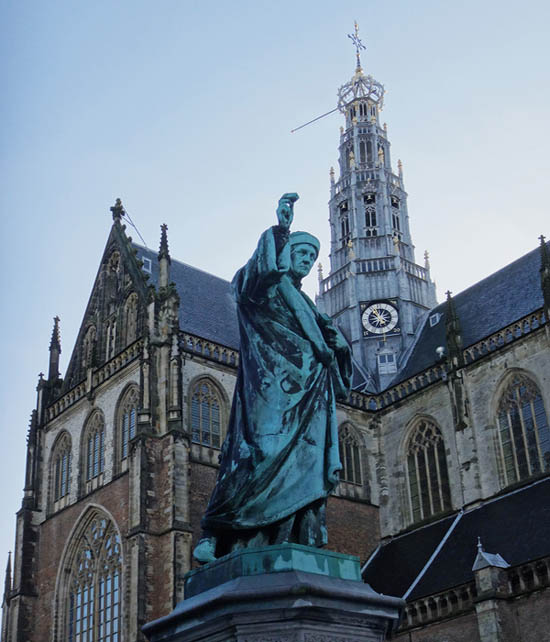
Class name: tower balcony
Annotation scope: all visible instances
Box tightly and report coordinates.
[320,256,429,297]
[333,169,403,196]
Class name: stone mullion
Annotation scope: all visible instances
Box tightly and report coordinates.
[530,398,544,471]
[423,446,435,516]
[515,389,533,477]
[433,439,445,510]
[496,417,509,486]
[506,409,521,481]
[413,451,423,520]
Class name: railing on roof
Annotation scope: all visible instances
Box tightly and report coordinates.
[399,553,550,632]
[180,333,240,367]
[319,265,350,294]
[402,258,428,281]
[46,340,143,423]
[463,309,547,364]
[400,581,477,631]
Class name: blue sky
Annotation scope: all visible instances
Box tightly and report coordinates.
[1,0,549,571]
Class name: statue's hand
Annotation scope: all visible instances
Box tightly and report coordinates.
[276,192,299,230]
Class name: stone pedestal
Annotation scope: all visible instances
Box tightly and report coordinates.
[143,544,403,642]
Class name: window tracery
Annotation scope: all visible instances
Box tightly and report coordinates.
[496,373,550,486]
[118,386,139,466]
[123,293,138,345]
[338,424,362,485]
[82,325,96,371]
[190,379,223,448]
[406,420,451,523]
[51,432,71,511]
[83,412,105,492]
[105,317,117,361]
[66,514,122,642]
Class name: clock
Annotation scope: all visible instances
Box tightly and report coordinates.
[361,301,399,335]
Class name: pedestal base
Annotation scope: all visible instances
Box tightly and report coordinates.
[143,544,403,642]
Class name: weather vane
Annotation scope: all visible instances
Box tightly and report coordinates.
[290,23,369,134]
[347,21,365,70]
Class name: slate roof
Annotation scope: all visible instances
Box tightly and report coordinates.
[134,244,240,349]
[135,243,379,393]
[394,243,546,385]
[362,477,550,600]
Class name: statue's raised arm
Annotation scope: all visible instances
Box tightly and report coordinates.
[194,193,352,564]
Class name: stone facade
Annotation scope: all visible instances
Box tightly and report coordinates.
[3,51,550,642]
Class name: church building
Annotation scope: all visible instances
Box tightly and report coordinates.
[2,33,550,642]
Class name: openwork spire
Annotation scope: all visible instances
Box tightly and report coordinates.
[338,23,384,114]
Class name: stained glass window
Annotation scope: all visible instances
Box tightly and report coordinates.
[67,515,122,642]
[338,424,362,485]
[406,420,451,523]
[190,379,223,448]
[496,374,550,486]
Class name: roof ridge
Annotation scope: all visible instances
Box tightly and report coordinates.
[447,242,543,305]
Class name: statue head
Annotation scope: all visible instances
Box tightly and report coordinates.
[289,231,320,280]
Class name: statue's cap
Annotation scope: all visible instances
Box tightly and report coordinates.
[289,231,320,258]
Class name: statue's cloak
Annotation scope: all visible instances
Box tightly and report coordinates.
[201,227,352,532]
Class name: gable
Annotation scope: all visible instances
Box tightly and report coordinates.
[62,222,150,392]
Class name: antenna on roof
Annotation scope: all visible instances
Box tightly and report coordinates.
[124,208,149,248]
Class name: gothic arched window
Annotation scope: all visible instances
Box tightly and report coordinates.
[406,420,451,523]
[190,379,223,448]
[82,325,96,371]
[83,412,105,492]
[65,513,122,642]
[123,293,138,345]
[118,386,139,466]
[105,317,117,361]
[496,373,550,486]
[51,432,72,512]
[338,424,362,485]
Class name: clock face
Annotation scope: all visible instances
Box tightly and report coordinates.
[361,302,399,335]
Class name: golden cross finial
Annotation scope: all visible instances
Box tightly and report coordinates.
[347,21,366,71]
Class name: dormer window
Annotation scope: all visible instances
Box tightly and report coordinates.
[141,256,152,274]
[378,352,397,375]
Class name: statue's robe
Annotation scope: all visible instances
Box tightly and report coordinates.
[201,226,352,534]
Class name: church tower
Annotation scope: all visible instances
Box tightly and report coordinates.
[318,25,437,389]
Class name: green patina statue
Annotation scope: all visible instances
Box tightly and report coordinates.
[193,193,352,563]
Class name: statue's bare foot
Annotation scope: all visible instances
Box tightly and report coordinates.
[193,537,217,564]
